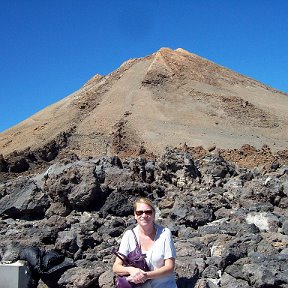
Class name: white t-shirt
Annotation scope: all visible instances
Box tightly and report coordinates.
[118,224,177,288]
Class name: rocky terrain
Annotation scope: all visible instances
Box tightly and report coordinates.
[0,48,288,287]
[0,147,287,287]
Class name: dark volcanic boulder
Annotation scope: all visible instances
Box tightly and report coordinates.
[0,154,8,172]
[0,176,49,219]
[43,160,108,213]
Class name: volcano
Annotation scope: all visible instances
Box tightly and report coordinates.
[1,48,288,159]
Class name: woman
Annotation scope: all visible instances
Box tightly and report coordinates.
[112,197,177,287]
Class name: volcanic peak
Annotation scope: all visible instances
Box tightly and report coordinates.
[0,47,287,162]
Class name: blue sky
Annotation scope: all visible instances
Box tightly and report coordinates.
[1,0,287,133]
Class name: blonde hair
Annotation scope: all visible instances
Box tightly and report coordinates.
[133,197,155,213]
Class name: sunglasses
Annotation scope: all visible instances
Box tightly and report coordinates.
[135,210,153,216]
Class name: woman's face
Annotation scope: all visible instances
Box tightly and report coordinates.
[134,202,155,227]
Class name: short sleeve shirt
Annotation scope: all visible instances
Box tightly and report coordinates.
[118,224,177,288]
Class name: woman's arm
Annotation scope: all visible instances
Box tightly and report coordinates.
[112,257,146,279]
[144,258,175,280]
[113,257,131,276]
[126,258,175,283]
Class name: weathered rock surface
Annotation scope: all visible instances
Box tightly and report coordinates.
[0,148,287,287]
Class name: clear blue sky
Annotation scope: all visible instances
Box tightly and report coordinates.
[1,0,287,133]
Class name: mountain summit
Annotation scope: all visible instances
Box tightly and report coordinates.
[1,48,288,159]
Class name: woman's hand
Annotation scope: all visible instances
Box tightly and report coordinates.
[126,267,148,284]
[113,257,148,283]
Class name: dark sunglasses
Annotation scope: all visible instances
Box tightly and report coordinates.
[135,210,153,216]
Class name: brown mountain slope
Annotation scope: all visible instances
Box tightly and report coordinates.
[1,47,288,159]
